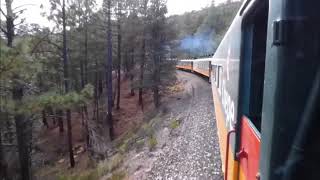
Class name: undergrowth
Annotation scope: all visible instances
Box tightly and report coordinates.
[170,119,180,129]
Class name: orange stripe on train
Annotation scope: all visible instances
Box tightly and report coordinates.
[212,84,239,180]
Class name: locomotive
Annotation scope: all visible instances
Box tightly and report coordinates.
[177,0,320,180]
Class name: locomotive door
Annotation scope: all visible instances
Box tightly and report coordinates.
[237,1,268,180]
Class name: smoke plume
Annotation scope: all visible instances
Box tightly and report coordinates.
[179,28,216,57]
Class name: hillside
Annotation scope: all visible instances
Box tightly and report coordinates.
[168,1,242,58]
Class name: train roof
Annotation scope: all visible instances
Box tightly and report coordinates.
[180,58,213,62]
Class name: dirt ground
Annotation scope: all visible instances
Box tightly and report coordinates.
[112,80,154,137]
[33,77,156,180]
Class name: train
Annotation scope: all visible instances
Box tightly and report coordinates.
[176,59,212,79]
[176,0,320,180]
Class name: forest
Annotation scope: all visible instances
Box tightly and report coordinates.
[0,0,241,179]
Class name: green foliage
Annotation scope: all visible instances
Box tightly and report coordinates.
[0,98,15,114]
[148,135,157,151]
[0,39,39,82]
[141,122,155,138]
[57,170,99,180]
[80,84,95,101]
[170,119,180,129]
[25,84,94,113]
[109,154,124,171]
[108,171,126,180]
[58,153,125,180]
[95,153,124,177]
[0,39,42,116]
[96,160,111,177]
[119,141,129,154]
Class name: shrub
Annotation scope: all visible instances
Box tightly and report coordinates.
[109,154,124,171]
[108,170,126,180]
[148,135,158,151]
[170,119,180,129]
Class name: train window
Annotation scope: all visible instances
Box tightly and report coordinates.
[218,66,222,89]
[213,65,217,82]
[241,2,268,131]
[211,65,215,81]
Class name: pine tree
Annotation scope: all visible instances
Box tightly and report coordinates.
[138,0,149,107]
[148,0,168,108]
[116,1,123,110]
[1,1,31,179]
[105,0,114,139]
[62,0,75,167]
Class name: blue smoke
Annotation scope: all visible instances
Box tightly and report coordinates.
[179,29,216,57]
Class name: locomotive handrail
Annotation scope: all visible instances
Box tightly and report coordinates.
[225,129,236,180]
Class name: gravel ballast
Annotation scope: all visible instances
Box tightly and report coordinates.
[147,71,223,180]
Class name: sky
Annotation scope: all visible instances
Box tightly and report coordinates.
[0,0,228,27]
[0,0,52,27]
[167,0,224,15]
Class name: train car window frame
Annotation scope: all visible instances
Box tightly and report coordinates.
[239,0,268,132]
[212,65,217,82]
[218,66,223,90]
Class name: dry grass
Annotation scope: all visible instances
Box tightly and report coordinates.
[167,81,184,93]
[148,135,158,151]
[107,170,127,180]
[57,153,125,180]
[96,153,124,176]
[170,119,180,129]
[57,170,99,180]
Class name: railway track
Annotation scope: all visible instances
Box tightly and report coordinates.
[148,71,223,180]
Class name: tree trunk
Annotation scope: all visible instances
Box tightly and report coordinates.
[124,51,129,78]
[84,3,88,86]
[0,130,8,180]
[130,48,135,96]
[81,107,85,126]
[57,109,64,133]
[94,58,100,122]
[48,107,56,125]
[82,2,89,146]
[139,38,145,106]
[42,110,49,128]
[99,74,103,95]
[66,109,75,167]
[130,73,135,96]
[139,0,148,107]
[15,118,31,180]
[153,86,160,108]
[5,0,14,47]
[80,56,85,89]
[13,85,31,180]
[116,3,122,110]
[153,55,161,108]
[116,66,120,110]
[62,0,75,167]
[83,106,90,149]
[106,0,114,140]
